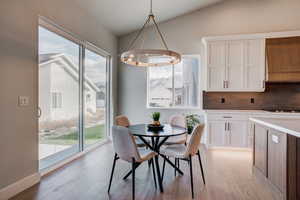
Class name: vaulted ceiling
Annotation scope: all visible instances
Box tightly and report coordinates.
[75,0,225,36]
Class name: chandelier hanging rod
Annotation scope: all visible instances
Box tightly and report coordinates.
[126,0,169,51]
[120,0,181,67]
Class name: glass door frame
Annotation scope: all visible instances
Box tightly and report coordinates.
[81,43,112,151]
[38,16,112,169]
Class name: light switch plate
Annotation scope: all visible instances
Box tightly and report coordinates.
[18,96,29,106]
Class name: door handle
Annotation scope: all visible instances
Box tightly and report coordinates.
[223,116,232,119]
[38,107,42,118]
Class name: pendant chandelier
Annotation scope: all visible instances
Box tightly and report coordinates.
[120,0,181,67]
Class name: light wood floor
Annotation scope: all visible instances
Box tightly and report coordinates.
[10,144,276,200]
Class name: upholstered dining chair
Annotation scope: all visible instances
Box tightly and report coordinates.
[161,115,187,176]
[160,124,206,199]
[164,114,187,145]
[108,126,157,200]
[115,115,147,148]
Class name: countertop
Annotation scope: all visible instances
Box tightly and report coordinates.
[250,117,300,138]
[204,109,300,117]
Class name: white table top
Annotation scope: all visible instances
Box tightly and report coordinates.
[250,117,300,138]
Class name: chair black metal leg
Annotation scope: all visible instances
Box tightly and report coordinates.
[189,155,194,199]
[108,153,118,193]
[148,159,151,167]
[197,150,206,185]
[151,158,157,188]
[162,157,166,181]
[123,163,141,180]
[132,158,136,200]
[174,158,177,177]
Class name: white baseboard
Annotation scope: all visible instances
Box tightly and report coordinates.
[0,173,40,200]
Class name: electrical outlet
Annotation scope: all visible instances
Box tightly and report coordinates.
[221,98,225,103]
[18,96,29,106]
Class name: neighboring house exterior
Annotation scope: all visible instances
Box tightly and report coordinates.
[39,53,101,122]
[149,57,199,107]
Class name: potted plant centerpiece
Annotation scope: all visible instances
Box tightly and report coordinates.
[148,112,164,132]
[186,114,201,134]
[152,112,161,126]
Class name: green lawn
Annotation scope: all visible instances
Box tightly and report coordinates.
[40,124,105,145]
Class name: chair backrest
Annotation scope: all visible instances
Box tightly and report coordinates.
[184,124,205,157]
[168,114,186,128]
[111,126,140,162]
[115,115,130,127]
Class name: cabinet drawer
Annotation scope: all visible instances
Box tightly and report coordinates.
[207,114,249,121]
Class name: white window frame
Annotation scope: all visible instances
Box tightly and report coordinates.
[51,92,62,109]
[147,55,201,109]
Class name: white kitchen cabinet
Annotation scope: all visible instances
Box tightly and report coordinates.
[206,113,249,148]
[208,121,227,146]
[227,40,244,90]
[203,36,265,92]
[244,39,266,90]
[228,121,248,147]
[207,41,226,90]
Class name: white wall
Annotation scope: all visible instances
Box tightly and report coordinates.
[118,0,300,123]
[0,0,117,190]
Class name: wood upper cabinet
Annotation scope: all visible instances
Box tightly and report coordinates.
[253,124,268,176]
[266,36,300,82]
[204,38,265,92]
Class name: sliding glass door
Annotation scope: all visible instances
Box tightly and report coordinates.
[38,22,110,170]
[83,49,107,147]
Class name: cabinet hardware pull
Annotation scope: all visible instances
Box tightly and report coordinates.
[271,135,279,143]
[223,80,226,88]
[228,123,230,131]
[224,123,227,131]
[226,81,229,88]
[262,80,265,88]
[223,116,232,118]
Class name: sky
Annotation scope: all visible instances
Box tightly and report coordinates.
[38,26,106,84]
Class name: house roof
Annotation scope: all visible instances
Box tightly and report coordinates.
[39,53,101,93]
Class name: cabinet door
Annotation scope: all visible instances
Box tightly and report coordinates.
[268,130,287,193]
[207,41,226,90]
[254,124,268,176]
[244,39,265,91]
[208,121,227,146]
[226,40,244,90]
[228,121,248,147]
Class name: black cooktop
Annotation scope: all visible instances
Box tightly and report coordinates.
[263,109,300,113]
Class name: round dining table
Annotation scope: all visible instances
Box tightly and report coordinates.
[128,123,187,193]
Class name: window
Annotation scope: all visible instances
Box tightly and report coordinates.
[38,18,111,170]
[147,55,200,108]
[51,92,62,108]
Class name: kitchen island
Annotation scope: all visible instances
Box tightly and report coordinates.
[250,117,300,200]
